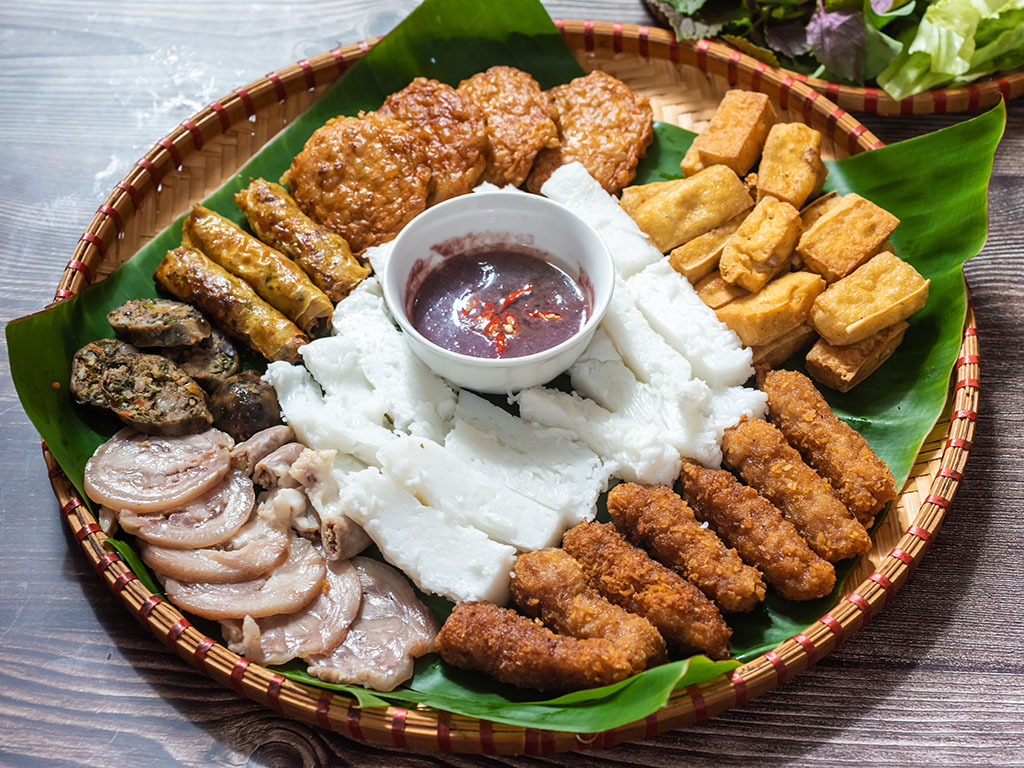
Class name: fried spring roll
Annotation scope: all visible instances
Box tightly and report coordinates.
[721,418,871,562]
[182,204,333,337]
[234,179,369,303]
[562,522,732,659]
[761,369,898,527]
[510,549,666,673]
[435,601,634,692]
[679,459,835,601]
[607,483,766,613]
[155,247,308,363]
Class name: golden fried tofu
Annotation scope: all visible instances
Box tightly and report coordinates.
[719,196,802,292]
[680,143,705,176]
[799,190,841,229]
[751,323,817,368]
[668,212,747,283]
[688,90,777,176]
[457,66,558,188]
[286,113,431,254]
[696,271,748,309]
[620,180,673,219]
[629,165,752,253]
[797,193,900,282]
[757,122,827,209]
[805,320,909,392]
[378,77,486,205]
[810,252,929,345]
[716,271,826,347]
[527,71,654,194]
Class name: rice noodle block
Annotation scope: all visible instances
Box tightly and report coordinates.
[378,435,564,551]
[338,467,516,604]
[627,259,753,388]
[444,391,606,527]
[516,387,681,486]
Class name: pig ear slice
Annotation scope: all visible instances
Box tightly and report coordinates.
[239,558,363,666]
[119,469,255,549]
[84,428,233,513]
[163,537,326,620]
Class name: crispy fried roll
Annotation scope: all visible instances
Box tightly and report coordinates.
[182,204,334,337]
[510,549,666,673]
[562,522,732,659]
[435,601,634,692]
[607,483,766,613]
[233,179,369,303]
[761,369,898,527]
[679,459,835,601]
[721,417,871,562]
[155,247,308,363]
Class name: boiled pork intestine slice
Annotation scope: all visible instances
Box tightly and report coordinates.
[305,557,438,692]
[164,536,326,620]
[137,491,292,584]
[253,443,306,489]
[231,426,295,477]
[222,558,362,666]
[84,428,233,513]
[119,469,254,549]
[289,448,371,560]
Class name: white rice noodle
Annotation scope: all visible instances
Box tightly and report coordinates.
[331,286,456,442]
[363,246,393,280]
[694,385,769,467]
[516,386,681,486]
[377,435,565,551]
[626,259,753,388]
[338,467,516,604]
[444,391,606,527]
[540,162,661,278]
[264,362,393,466]
[298,334,384,422]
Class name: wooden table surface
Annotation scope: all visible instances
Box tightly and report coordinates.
[2,2,1022,765]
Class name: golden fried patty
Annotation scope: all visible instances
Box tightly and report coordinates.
[457,65,558,187]
[527,70,653,194]
[378,77,486,205]
[285,112,431,254]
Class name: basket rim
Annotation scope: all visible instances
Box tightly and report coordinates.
[40,21,977,755]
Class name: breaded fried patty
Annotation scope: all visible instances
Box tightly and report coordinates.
[457,65,558,187]
[608,483,766,613]
[286,112,431,254]
[563,521,732,659]
[510,548,667,674]
[378,77,486,205]
[527,70,653,194]
[435,601,635,692]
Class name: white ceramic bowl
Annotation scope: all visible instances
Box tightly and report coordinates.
[382,190,614,394]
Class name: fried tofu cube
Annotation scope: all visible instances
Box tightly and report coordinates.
[620,180,673,218]
[695,271,748,309]
[716,271,826,347]
[809,252,929,345]
[689,90,777,176]
[680,144,705,176]
[757,122,827,209]
[805,321,909,392]
[799,190,841,230]
[668,212,747,283]
[628,165,752,253]
[751,323,817,368]
[797,193,900,282]
[720,196,802,292]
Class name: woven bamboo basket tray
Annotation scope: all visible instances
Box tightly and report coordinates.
[45,21,978,755]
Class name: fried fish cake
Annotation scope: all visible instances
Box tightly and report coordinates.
[526,70,654,194]
[510,548,666,674]
[285,112,431,254]
[435,601,634,692]
[378,77,486,205]
[457,65,558,187]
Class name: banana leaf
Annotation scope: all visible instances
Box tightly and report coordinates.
[6,0,1004,734]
